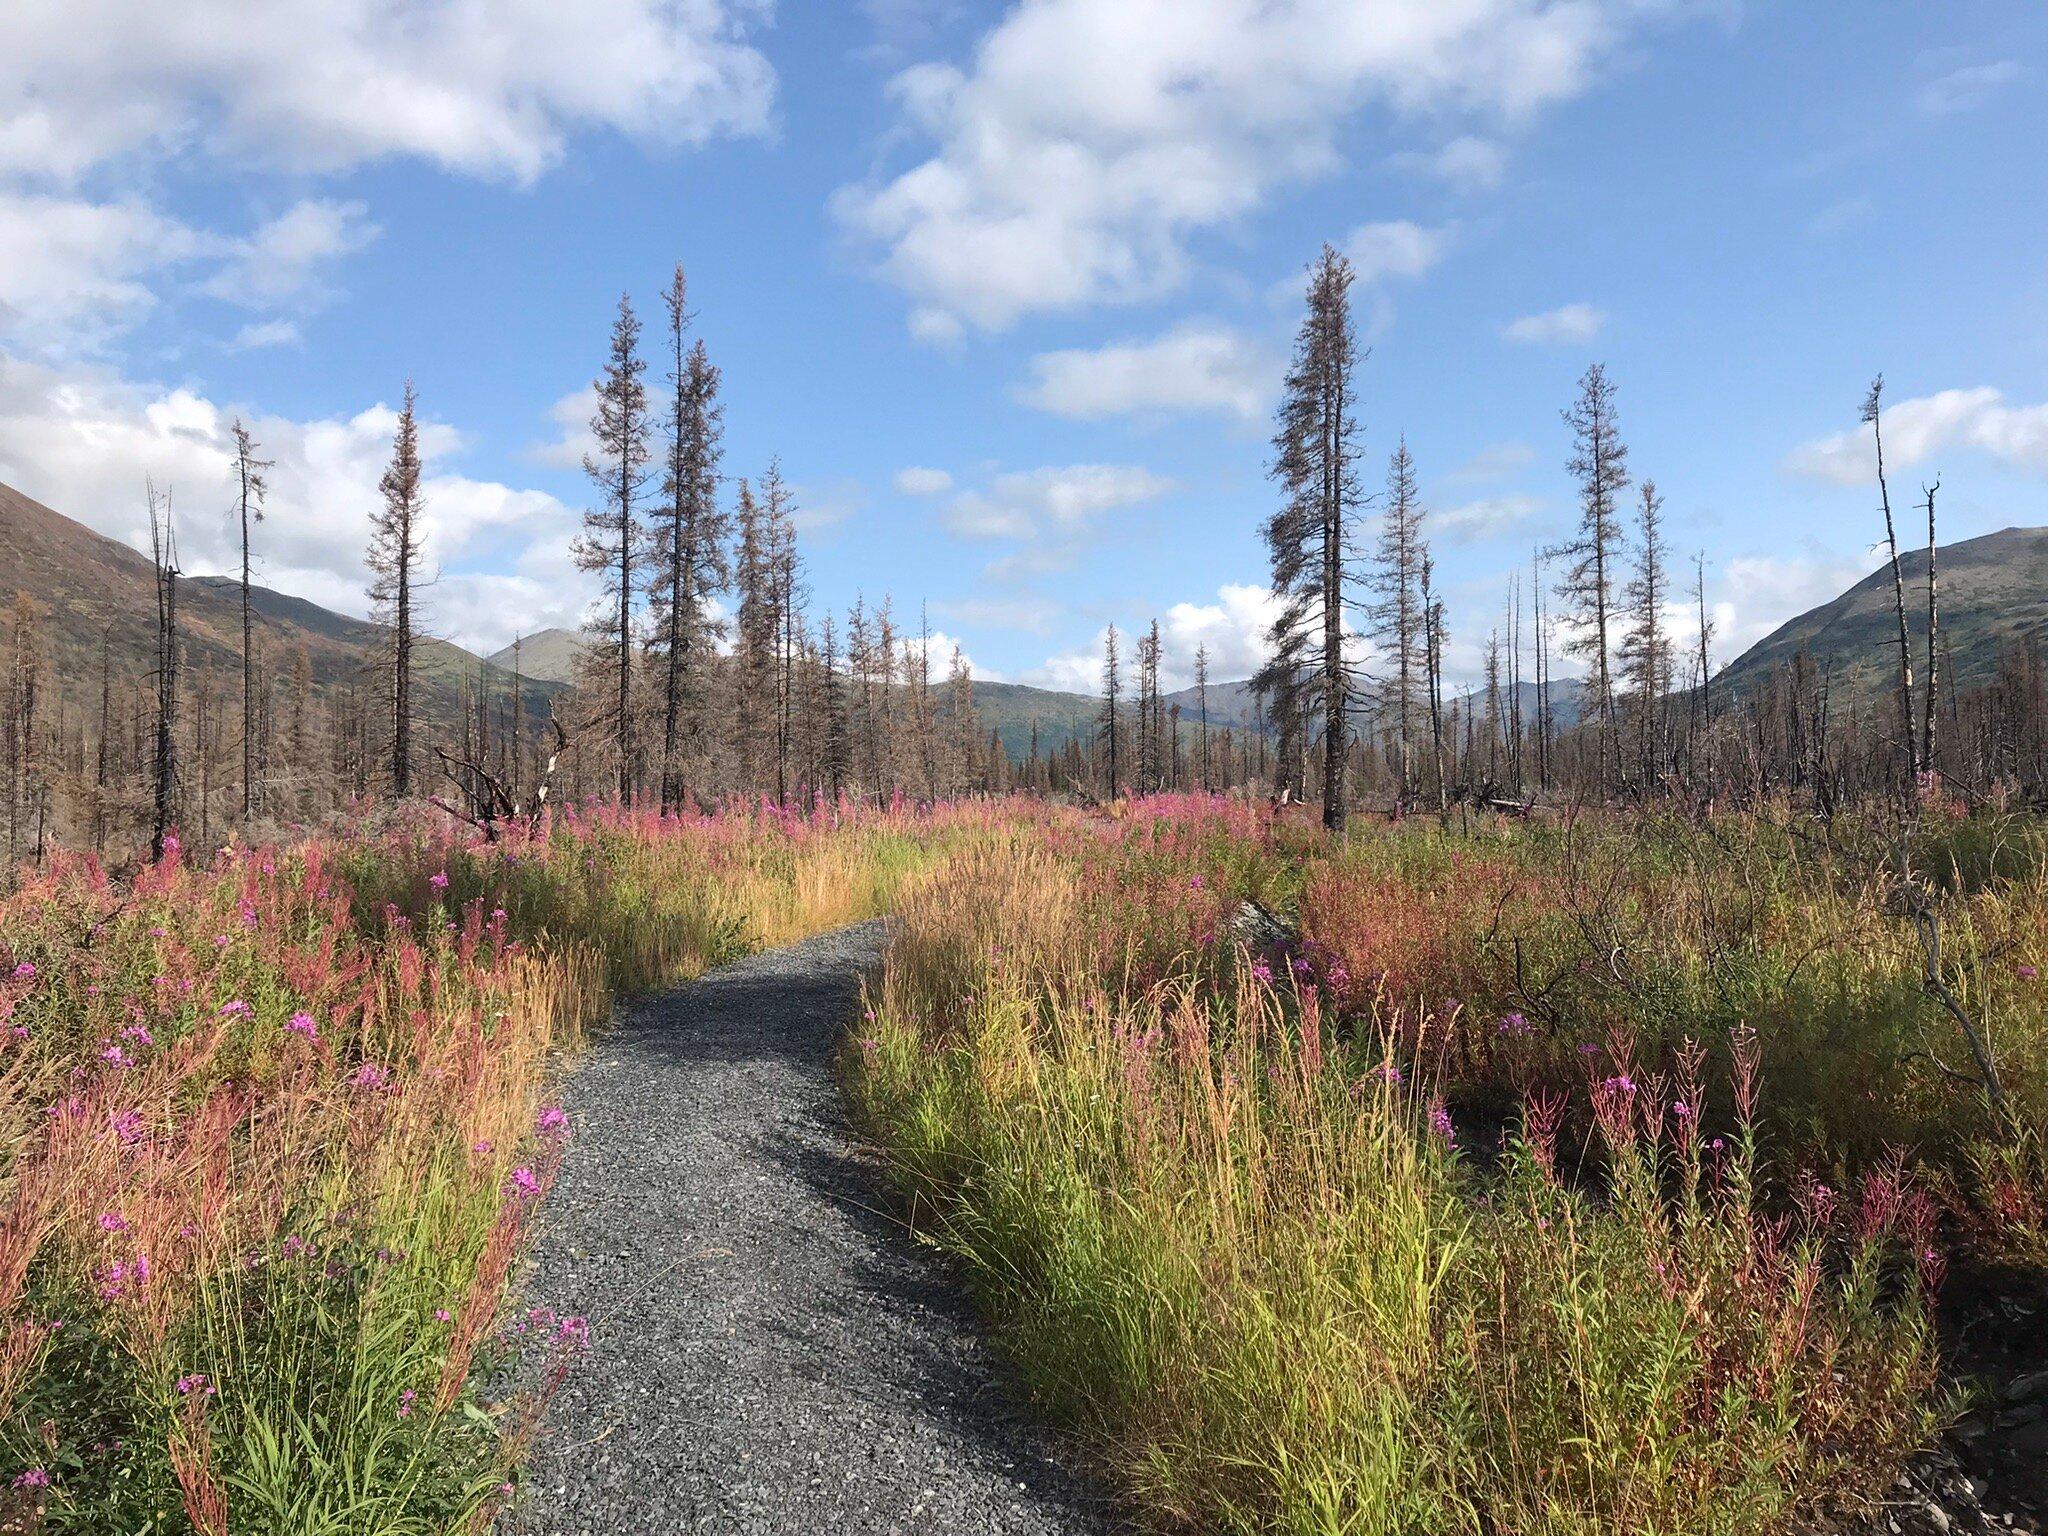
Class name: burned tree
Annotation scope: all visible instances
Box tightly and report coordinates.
[1263,243,1365,831]
[367,382,427,797]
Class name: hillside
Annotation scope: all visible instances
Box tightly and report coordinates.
[0,479,565,735]
[485,626,590,686]
[1718,526,2048,699]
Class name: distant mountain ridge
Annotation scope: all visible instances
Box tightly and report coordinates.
[1716,526,2048,699]
[0,480,565,734]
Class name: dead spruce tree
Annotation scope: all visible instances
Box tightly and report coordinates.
[1099,623,1123,800]
[576,295,652,802]
[1370,437,1427,809]
[1864,376,1919,781]
[148,481,180,861]
[1618,478,1672,787]
[649,265,728,811]
[367,382,427,797]
[1552,362,1631,792]
[228,420,272,819]
[1263,243,1365,831]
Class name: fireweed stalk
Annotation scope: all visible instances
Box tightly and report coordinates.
[0,798,948,1532]
[846,828,1949,1536]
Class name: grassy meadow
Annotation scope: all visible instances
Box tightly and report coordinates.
[2,792,2043,1532]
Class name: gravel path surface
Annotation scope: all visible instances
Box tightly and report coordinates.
[515,921,1111,1536]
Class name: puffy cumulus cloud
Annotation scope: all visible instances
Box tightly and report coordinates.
[0,192,205,349]
[1784,386,2048,485]
[1015,321,1273,423]
[1709,551,1872,657]
[942,463,1170,540]
[1396,133,1507,191]
[1501,302,1604,344]
[0,0,775,186]
[837,0,1660,333]
[893,465,953,495]
[1344,219,1452,284]
[528,385,600,470]
[0,348,589,653]
[229,320,303,351]
[200,199,380,308]
[1019,583,1286,695]
[0,193,379,355]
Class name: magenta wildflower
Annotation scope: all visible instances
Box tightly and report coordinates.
[509,1166,541,1199]
[1429,1102,1457,1149]
[535,1106,570,1138]
[397,1388,417,1419]
[349,1063,392,1091]
[429,871,451,892]
[175,1373,213,1397]
[2020,963,2040,982]
[97,1212,128,1233]
[285,1012,319,1040]
[10,962,34,983]
[11,1468,49,1489]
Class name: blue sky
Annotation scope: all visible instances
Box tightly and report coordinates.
[2,0,2044,691]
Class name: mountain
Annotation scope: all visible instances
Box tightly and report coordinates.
[485,627,589,686]
[1717,526,2048,700]
[0,479,565,733]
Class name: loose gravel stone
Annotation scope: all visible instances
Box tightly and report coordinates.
[514,921,1110,1535]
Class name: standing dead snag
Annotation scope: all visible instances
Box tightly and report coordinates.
[1922,477,1941,775]
[148,481,180,862]
[367,382,427,797]
[1264,243,1365,832]
[1552,363,1630,793]
[229,420,272,820]
[1864,377,1919,782]
[575,294,651,803]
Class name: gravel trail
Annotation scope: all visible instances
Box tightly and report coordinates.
[516,921,1110,1536]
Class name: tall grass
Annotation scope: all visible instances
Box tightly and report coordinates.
[848,821,1962,1536]
[0,799,944,1533]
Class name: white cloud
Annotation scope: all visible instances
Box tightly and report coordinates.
[1918,60,2023,117]
[1710,552,1871,657]
[0,192,204,349]
[1784,386,2048,485]
[1399,133,1507,191]
[1443,440,1534,483]
[0,192,376,353]
[1016,321,1273,422]
[228,319,303,351]
[0,347,589,654]
[1501,302,1604,344]
[932,594,1063,636]
[0,0,775,185]
[529,385,600,470]
[1434,492,1544,543]
[836,0,1661,333]
[201,199,380,308]
[1019,582,1285,693]
[894,465,954,495]
[942,463,1170,540]
[1345,219,1452,284]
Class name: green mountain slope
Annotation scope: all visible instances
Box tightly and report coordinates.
[1718,526,2048,699]
[0,479,565,735]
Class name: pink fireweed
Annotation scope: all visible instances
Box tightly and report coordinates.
[284,1012,319,1040]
